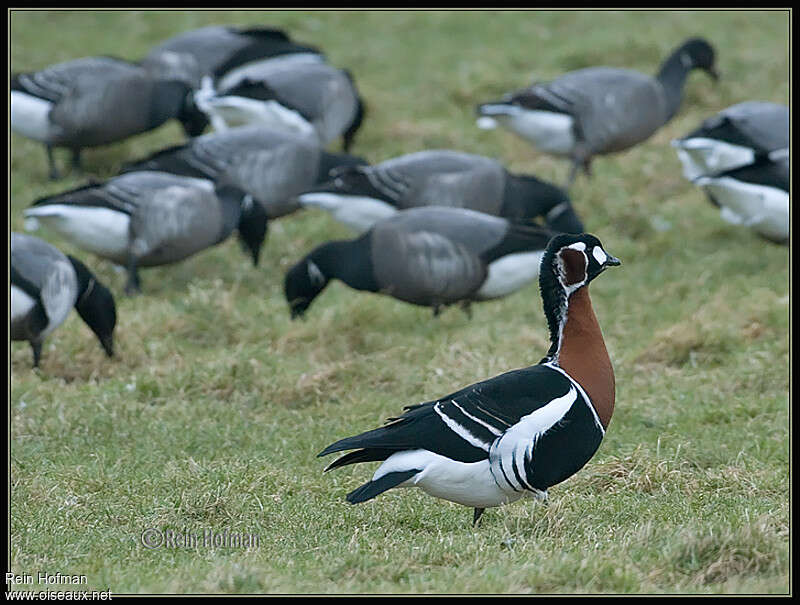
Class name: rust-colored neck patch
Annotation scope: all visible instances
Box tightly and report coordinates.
[557,286,615,429]
[559,248,587,287]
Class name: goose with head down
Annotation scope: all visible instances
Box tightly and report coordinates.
[24,171,267,294]
[284,206,562,320]
[671,101,789,244]
[12,232,117,368]
[194,58,365,152]
[121,125,367,221]
[11,56,205,180]
[140,24,324,89]
[296,149,584,234]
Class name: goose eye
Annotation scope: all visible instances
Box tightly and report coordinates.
[592,246,607,265]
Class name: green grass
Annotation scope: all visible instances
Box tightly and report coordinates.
[9,9,789,595]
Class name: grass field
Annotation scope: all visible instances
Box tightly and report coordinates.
[9,9,790,595]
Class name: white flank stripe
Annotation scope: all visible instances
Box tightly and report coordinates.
[449,400,504,436]
[434,403,491,452]
[489,386,577,492]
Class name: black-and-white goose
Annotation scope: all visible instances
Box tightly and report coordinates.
[140,25,324,89]
[194,59,365,152]
[11,232,117,368]
[10,56,206,180]
[23,171,267,294]
[476,37,719,185]
[297,149,584,234]
[319,233,620,525]
[671,102,789,244]
[284,206,558,319]
[121,125,367,220]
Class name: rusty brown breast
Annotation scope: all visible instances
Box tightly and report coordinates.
[557,286,615,429]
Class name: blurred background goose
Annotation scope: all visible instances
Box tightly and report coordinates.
[121,125,367,220]
[284,206,558,319]
[193,59,366,152]
[11,232,117,367]
[10,56,206,180]
[140,24,324,89]
[297,149,584,234]
[672,102,789,244]
[24,171,267,294]
[671,101,788,180]
[476,37,719,186]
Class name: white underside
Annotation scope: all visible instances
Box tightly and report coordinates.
[695,176,789,242]
[196,93,318,139]
[298,193,398,233]
[672,137,756,181]
[24,205,131,259]
[372,449,528,509]
[11,285,36,325]
[478,105,575,155]
[475,250,544,300]
[10,90,54,142]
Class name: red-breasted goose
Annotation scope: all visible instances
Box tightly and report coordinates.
[319,233,620,525]
[284,206,557,320]
[194,59,365,152]
[23,171,267,294]
[140,25,324,89]
[296,149,584,234]
[476,38,718,186]
[10,56,205,180]
[671,102,789,244]
[121,125,367,220]
[11,233,117,368]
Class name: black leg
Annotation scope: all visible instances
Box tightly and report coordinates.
[432,304,442,318]
[46,145,60,180]
[460,301,473,320]
[30,340,43,368]
[565,160,579,188]
[472,507,485,527]
[71,148,83,173]
[124,254,141,296]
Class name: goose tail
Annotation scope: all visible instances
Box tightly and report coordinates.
[346,470,419,504]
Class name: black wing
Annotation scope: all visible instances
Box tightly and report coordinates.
[319,363,575,467]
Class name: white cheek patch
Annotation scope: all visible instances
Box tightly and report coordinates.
[592,246,607,265]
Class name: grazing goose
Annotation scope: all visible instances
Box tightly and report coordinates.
[141,25,323,89]
[476,37,719,186]
[297,149,584,234]
[24,171,267,294]
[121,125,367,220]
[194,59,366,152]
[284,206,558,319]
[11,233,117,368]
[672,102,789,244]
[10,56,206,180]
[319,233,620,525]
